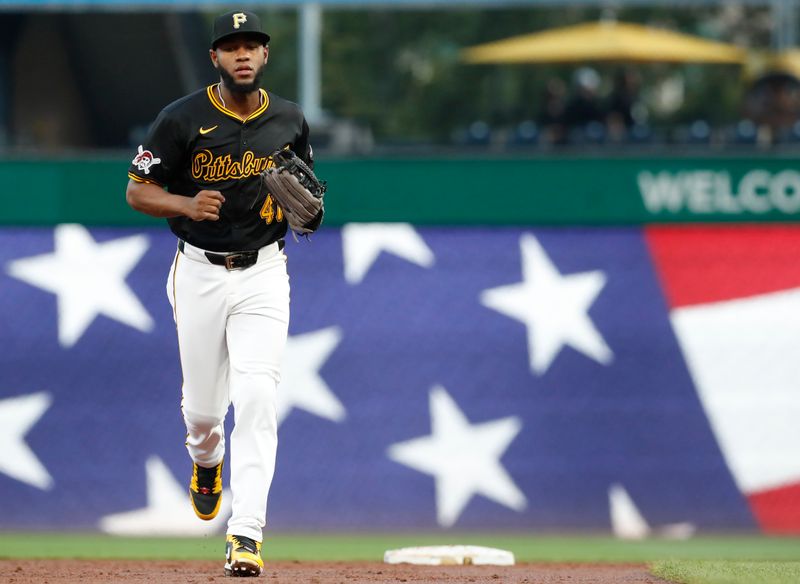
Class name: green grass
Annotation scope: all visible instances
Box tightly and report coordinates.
[1,533,800,564]
[651,560,800,584]
[4,533,800,584]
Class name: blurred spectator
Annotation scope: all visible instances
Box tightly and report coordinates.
[466,120,492,145]
[688,119,712,144]
[536,77,567,145]
[730,118,758,145]
[605,68,647,143]
[507,120,540,148]
[452,119,493,147]
[742,72,800,145]
[562,67,604,131]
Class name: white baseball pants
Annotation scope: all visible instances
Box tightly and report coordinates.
[166,239,290,542]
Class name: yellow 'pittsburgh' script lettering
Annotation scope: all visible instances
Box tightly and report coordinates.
[191,150,274,182]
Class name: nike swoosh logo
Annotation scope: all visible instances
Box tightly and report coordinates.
[199,125,218,135]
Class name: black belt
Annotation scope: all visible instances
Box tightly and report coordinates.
[178,240,283,270]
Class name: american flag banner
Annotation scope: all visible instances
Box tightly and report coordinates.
[0,224,797,536]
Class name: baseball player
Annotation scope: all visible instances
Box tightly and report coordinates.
[126,10,322,577]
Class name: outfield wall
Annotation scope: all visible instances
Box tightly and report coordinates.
[1,223,799,535]
[2,156,800,225]
[0,156,798,535]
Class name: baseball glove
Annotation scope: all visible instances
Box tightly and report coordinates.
[259,149,326,236]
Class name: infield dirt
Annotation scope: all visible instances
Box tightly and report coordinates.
[1,560,672,583]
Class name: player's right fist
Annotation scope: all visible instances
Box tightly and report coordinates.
[187,190,225,221]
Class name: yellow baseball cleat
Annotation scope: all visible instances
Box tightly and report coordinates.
[224,534,264,577]
[189,460,223,520]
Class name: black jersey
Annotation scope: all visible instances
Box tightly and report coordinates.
[128,83,314,252]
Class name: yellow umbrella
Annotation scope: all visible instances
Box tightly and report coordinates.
[462,21,747,65]
[765,48,800,79]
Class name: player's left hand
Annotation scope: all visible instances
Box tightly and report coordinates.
[260,149,325,235]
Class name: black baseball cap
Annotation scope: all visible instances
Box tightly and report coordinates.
[211,10,270,49]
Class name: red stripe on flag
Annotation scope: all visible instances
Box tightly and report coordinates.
[645,225,800,309]
[747,483,800,534]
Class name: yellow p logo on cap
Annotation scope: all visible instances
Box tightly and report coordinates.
[232,13,247,29]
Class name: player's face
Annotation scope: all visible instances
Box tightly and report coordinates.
[211,35,269,94]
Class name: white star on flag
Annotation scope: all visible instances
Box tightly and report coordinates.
[278,327,344,425]
[98,456,231,536]
[609,483,695,541]
[341,223,434,284]
[0,392,53,490]
[609,483,650,540]
[480,233,612,375]
[6,224,154,348]
[387,385,526,527]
